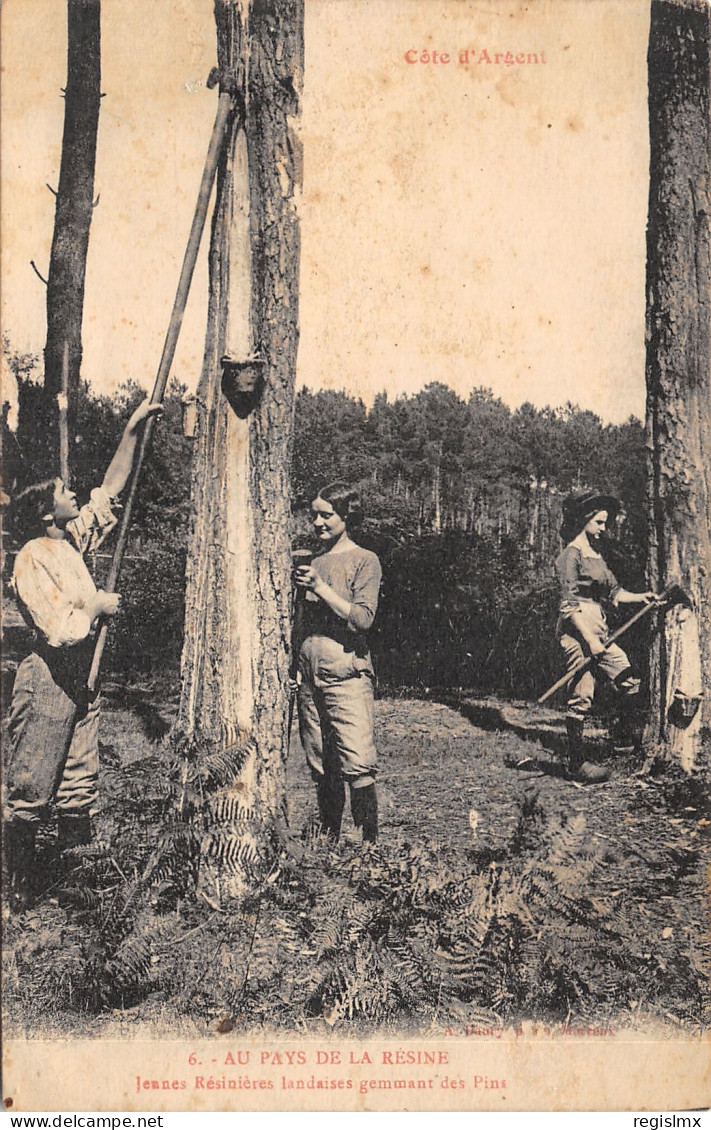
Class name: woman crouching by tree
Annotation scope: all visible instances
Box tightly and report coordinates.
[294,483,382,844]
[555,490,657,785]
[3,398,162,910]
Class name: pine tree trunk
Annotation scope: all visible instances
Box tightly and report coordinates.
[177,0,303,896]
[432,447,442,534]
[645,0,710,769]
[42,0,101,478]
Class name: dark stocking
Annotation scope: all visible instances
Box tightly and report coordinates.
[316,774,346,840]
[351,783,378,844]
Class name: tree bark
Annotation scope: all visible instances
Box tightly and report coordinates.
[645,0,710,769]
[42,0,102,480]
[177,0,303,896]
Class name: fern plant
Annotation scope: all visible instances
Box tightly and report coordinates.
[5,723,708,1035]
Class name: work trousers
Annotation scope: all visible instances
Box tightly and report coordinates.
[4,647,100,826]
[298,636,378,789]
[558,601,640,720]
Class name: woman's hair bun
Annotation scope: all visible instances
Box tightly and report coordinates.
[314,482,364,529]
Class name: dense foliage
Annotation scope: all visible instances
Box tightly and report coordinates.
[2,343,192,684]
[3,350,707,1042]
[293,383,645,533]
[2,343,647,694]
[4,703,707,1034]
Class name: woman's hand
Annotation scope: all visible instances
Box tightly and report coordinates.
[294,565,322,594]
[294,565,353,622]
[587,638,607,658]
[125,398,163,435]
[103,399,164,497]
[92,590,121,618]
[616,588,660,606]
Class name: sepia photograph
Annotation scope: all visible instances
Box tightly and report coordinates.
[1,0,709,1114]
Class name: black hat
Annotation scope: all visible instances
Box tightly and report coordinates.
[560,490,621,541]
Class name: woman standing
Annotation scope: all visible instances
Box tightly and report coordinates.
[4,398,162,909]
[294,483,382,843]
[555,490,656,784]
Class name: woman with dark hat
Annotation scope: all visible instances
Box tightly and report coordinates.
[555,490,656,784]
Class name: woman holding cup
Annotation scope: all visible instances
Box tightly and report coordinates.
[293,483,382,843]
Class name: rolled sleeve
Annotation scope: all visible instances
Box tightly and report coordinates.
[556,547,583,617]
[68,487,117,555]
[346,555,382,633]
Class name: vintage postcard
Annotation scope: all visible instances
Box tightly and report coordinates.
[1,0,708,1114]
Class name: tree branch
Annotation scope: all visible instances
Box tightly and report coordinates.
[30,260,48,286]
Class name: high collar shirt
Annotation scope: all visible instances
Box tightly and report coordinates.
[10,487,117,649]
[555,532,621,618]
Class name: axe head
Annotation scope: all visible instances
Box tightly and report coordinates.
[659,584,693,610]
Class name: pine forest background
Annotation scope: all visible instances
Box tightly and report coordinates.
[2,339,648,703]
[5,344,709,1041]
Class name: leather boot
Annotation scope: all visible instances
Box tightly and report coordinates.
[58,812,93,853]
[316,775,346,840]
[610,708,643,753]
[612,668,643,751]
[566,717,609,784]
[351,783,378,844]
[4,821,38,912]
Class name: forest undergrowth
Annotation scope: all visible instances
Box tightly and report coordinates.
[3,699,709,1040]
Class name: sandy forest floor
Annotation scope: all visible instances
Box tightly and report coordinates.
[3,694,709,1040]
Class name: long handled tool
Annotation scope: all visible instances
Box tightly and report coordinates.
[286,550,314,744]
[87,88,237,693]
[537,584,690,705]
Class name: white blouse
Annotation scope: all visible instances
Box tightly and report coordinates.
[11,488,117,649]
